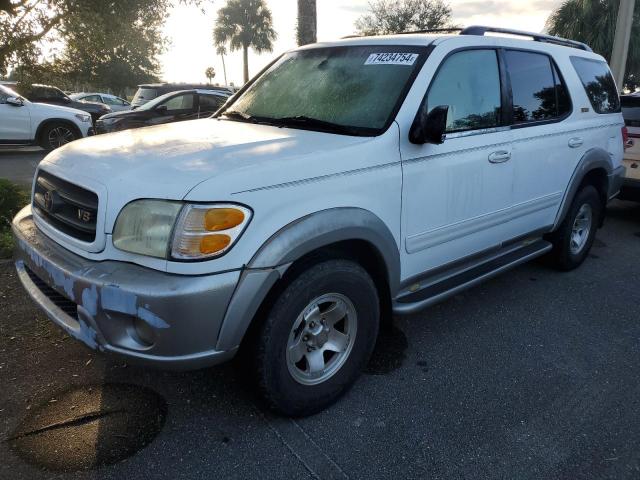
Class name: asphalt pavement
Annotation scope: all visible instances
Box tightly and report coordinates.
[0,190,639,478]
[0,147,45,187]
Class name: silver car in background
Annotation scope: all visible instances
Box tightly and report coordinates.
[70,92,131,112]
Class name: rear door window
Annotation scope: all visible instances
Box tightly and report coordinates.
[427,49,502,132]
[504,50,570,124]
[570,57,620,114]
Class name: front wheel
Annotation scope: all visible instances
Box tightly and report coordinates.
[39,122,79,152]
[547,185,603,271]
[252,259,380,416]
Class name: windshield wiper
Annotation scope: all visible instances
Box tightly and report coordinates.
[221,110,257,122]
[270,116,356,135]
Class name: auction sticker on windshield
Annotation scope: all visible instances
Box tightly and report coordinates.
[364,53,419,66]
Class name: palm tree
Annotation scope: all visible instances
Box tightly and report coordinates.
[205,66,216,83]
[297,0,316,46]
[546,0,640,88]
[216,44,228,86]
[213,0,277,84]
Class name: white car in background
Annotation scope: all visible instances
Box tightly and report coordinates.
[0,85,93,151]
[70,92,131,112]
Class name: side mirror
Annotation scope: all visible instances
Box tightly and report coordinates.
[155,105,168,114]
[63,97,71,103]
[409,104,449,145]
[6,96,24,107]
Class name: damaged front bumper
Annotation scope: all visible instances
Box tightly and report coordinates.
[12,206,241,370]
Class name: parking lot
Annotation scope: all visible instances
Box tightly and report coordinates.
[0,147,639,479]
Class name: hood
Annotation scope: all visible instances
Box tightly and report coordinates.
[39,118,373,229]
[32,102,89,117]
[99,109,136,120]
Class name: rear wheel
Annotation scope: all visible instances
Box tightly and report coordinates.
[547,185,603,271]
[39,123,79,152]
[252,259,380,417]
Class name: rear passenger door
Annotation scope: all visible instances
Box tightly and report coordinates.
[506,50,581,232]
[400,48,515,277]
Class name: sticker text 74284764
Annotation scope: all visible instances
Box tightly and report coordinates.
[364,53,419,66]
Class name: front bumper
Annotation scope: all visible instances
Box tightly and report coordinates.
[12,207,241,370]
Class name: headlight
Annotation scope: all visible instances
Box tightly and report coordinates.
[112,200,251,260]
[171,204,252,260]
[99,117,120,126]
[113,200,182,258]
[75,113,91,123]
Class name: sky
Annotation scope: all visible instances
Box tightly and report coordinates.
[161,0,564,86]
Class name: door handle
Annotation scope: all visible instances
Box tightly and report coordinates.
[488,150,512,163]
[568,137,584,148]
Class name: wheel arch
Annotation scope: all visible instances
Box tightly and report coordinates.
[35,118,82,145]
[216,208,400,352]
[552,148,612,231]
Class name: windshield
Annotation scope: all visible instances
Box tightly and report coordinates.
[136,90,185,111]
[0,84,26,101]
[221,46,428,136]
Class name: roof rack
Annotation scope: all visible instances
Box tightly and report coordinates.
[460,25,592,52]
[342,28,461,39]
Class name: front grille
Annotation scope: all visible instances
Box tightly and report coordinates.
[33,171,98,242]
[25,266,79,319]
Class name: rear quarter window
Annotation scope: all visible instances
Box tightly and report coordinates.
[570,57,620,114]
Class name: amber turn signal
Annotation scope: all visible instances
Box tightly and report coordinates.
[204,208,245,231]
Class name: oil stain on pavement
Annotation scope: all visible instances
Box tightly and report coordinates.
[8,383,166,472]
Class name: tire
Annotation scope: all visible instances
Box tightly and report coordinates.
[252,259,380,417]
[39,122,79,152]
[547,185,603,271]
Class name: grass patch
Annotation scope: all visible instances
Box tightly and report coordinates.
[0,178,30,259]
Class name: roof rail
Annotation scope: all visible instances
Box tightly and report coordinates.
[460,25,592,52]
[342,28,461,39]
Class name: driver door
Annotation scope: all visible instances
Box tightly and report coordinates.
[400,48,515,279]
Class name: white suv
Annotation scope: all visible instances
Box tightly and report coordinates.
[0,85,93,151]
[12,27,625,416]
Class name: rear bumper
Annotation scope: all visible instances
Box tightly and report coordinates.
[12,206,241,370]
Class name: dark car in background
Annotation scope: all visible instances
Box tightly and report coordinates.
[131,83,232,108]
[96,89,231,134]
[17,84,111,123]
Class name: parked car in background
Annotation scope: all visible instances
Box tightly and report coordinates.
[96,89,231,134]
[620,95,640,201]
[0,85,93,151]
[71,92,131,112]
[16,84,111,123]
[131,83,232,108]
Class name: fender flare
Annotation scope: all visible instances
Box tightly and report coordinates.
[34,118,82,144]
[216,208,400,351]
[552,147,613,231]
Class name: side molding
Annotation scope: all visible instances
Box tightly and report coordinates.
[552,148,612,231]
[216,208,401,351]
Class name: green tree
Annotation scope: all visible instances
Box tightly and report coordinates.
[0,0,65,76]
[355,0,453,36]
[546,0,640,89]
[216,44,228,85]
[213,0,277,84]
[297,0,316,46]
[205,66,216,82]
[55,0,169,95]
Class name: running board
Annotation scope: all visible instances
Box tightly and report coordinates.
[393,239,552,315]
